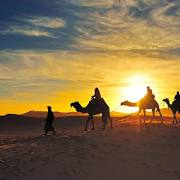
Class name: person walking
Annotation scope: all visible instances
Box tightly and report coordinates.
[44,106,56,136]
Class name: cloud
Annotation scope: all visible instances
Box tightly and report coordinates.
[66,0,139,8]
[0,49,179,84]
[69,0,180,51]
[1,0,180,51]
[64,0,115,8]
[150,2,180,27]
[21,16,66,29]
[0,16,65,38]
[0,26,54,37]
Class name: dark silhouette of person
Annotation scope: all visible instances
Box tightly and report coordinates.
[91,87,101,100]
[44,106,56,136]
[174,91,180,112]
[144,86,155,103]
[90,87,104,107]
[174,91,180,101]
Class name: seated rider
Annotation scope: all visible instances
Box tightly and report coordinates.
[145,86,155,101]
[174,91,180,102]
[91,87,101,101]
[90,88,106,108]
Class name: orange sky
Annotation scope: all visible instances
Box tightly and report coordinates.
[0,50,179,115]
[0,0,180,115]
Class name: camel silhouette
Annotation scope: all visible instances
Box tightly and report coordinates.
[70,100,112,131]
[121,99,163,123]
[163,98,180,124]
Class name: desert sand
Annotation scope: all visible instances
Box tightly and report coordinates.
[0,114,180,180]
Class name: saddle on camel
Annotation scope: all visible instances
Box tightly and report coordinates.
[141,86,156,107]
[89,88,107,111]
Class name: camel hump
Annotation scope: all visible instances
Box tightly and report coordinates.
[140,97,158,108]
[173,99,180,108]
[88,97,108,110]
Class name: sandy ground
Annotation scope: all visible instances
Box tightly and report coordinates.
[0,116,180,180]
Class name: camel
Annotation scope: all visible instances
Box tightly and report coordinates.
[162,98,180,124]
[70,100,112,131]
[121,99,163,123]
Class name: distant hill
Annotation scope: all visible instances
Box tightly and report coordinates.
[22,111,87,118]
[1,108,178,119]
[130,108,180,117]
[22,111,62,118]
[0,113,41,125]
[22,110,131,118]
[160,108,180,117]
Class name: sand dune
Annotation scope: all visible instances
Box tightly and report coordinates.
[22,111,85,118]
[0,114,180,180]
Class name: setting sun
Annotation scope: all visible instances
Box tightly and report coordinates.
[123,86,146,102]
[122,75,151,101]
[120,75,153,113]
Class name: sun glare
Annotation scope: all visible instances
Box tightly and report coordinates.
[120,75,151,113]
[123,85,146,102]
[123,75,148,101]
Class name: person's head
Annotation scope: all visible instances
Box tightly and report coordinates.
[47,106,51,111]
[147,86,150,90]
[95,87,99,92]
[177,91,179,95]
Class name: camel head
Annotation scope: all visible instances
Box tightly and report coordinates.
[70,101,86,113]
[121,100,129,106]
[162,98,169,104]
[70,101,80,108]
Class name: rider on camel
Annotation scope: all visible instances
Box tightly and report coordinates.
[144,86,155,102]
[92,87,101,100]
[174,91,180,102]
[91,87,103,106]
[174,91,180,111]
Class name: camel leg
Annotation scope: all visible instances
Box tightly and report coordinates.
[143,109,146,124]
[137,109,141,124]
[91,116,95,130]
[157,108,163,124]
[102,114,107,130]
[151,109,155,123]
[172,115,175,124]
[84,115,91,131]
[109,116,113,128]
[173,111,177,124]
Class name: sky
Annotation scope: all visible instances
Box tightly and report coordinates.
[0,0,180,114]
